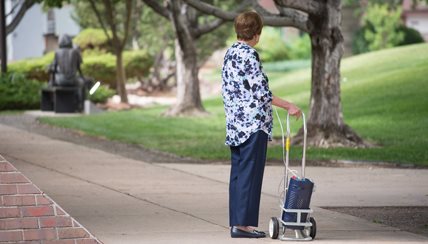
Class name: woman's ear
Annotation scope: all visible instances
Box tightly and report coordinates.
[255,34,261,43]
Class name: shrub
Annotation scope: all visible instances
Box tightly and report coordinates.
[82,53,116,86]
[352,26,371,54]
[254,27,311,62]
[353,24,425,54]
[0,73,44,110]
[8,53,54,82]
[8,50,153,88]
[398,26,425,46]
[83,50,153,87]
[73,28,112,54]
[286,34,311,60]
[123,50,154,81]
[363,3,404,51]
[89,85,115,104]
[256,27,289,62]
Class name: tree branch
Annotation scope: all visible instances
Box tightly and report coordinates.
[6,0,36,35]
[88,0,112,43]
[273,0,324,16]
[142,0,169,19]
[103,0,121,49]
[190,0,251,38]
[193,18,225,39]
[253,0,309,32]
[121,0,133,49]
[168,0,193,51]
[251,0,272,16]
[6,0,26,18]
[182,0,245,21]
[263,15,309,31]
[183,0,310,32]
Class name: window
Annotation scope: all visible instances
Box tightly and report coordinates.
[46,9,55,34]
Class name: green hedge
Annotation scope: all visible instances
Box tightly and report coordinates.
[255,27,311,62]
[353,25,425,55]
[89,85,116,104]
[0,73,44,110]
[398,26,425,46]
[9,50,153,87]
[73,28,111,53]
[8,53,54,82]
[256,27,289,62]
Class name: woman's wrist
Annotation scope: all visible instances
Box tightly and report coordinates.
[272,95,291,110]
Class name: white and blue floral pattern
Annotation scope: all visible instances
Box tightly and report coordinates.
[222,42,273,146]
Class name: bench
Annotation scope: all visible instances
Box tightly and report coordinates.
[41,87,82,113]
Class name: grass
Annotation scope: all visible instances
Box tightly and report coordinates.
[0,110,24,115]
[263,59,311,72]
[40,43,428,166]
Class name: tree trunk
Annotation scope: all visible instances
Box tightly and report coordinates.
[115,48,128,103]
[164,39,205,116]
[164,0,206,116]
[150,51,175,91]
[0,0,7,73]
[293,0,368,148]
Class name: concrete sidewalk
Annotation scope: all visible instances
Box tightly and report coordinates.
[1,123,427,243]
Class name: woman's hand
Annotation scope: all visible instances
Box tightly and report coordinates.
[272,95,301,119]
[287,103,301,120]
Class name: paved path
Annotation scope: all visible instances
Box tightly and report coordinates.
[1,123,427,243]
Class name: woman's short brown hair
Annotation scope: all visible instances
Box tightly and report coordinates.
[234,11,263,41]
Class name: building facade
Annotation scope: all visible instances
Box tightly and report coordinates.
[6,0,80,61]
[402,0,428,41]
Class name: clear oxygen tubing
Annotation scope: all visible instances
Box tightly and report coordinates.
[274,107,298,207]
[286,112,308,179]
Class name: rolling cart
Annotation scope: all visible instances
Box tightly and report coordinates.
[269,111,316,241]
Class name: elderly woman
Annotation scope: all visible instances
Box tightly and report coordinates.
[222,11,301,238]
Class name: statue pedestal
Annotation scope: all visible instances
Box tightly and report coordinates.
[40,87,81,113]
[84,100,103,115]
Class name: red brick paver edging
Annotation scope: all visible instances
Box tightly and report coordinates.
[0,155,103,243]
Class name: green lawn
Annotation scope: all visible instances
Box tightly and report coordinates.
[0,111,24,115]
[40,43,428,166]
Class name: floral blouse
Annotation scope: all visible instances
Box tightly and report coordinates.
[222,42,273,146]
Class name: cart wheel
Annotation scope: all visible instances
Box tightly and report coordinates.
[269,217,279,239]
[309,217,316,239]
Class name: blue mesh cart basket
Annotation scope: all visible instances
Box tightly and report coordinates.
[281,177,314,230]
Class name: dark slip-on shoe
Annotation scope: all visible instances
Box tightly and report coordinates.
[230,226,266,238]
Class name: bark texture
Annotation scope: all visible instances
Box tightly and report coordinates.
[115,49,128,103]
[164,0,206,116]
[164,39,206,116]
[293,0,368,148]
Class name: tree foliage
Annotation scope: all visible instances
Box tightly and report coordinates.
[71,0,133,45]
[72,28,112,54]
[137,7,174,55]
[398,26,425,46]
[255,27,289,62]
[362,3,405,51]
[0,73,43,110]
[252,28,311,62]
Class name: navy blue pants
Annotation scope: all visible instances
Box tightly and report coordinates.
[229,131,268,227]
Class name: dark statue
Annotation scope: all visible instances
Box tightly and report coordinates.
[48,34,91,111]
[53,35,83,83]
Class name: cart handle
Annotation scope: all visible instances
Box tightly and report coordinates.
[286,112,307,179]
